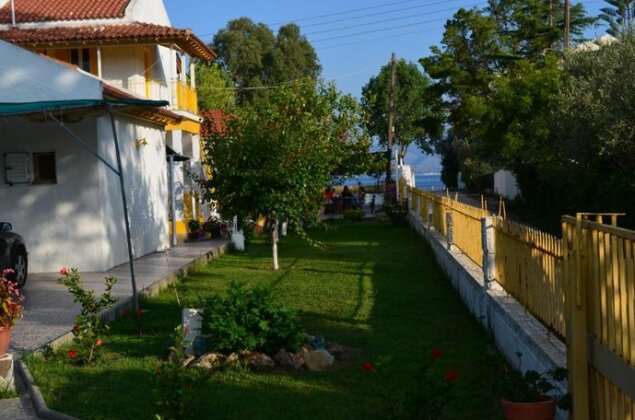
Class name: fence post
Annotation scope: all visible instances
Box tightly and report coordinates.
[446,211,453,250]
[427,201,433,228]
[565,215,590,419]
[481,217,496,289]
[416,194,422,218]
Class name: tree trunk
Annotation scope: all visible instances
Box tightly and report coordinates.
[271,220,279,270]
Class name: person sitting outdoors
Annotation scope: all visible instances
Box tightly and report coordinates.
[341,186,353,210]
[357,186,366,209]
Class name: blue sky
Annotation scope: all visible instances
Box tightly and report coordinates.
[164,0,611,171]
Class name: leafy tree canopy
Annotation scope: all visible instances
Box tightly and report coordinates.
[212,18,320,103]
[195,62,236,111]
[600,0,635,37]
[361,59,443,160]
[202,80,372,246]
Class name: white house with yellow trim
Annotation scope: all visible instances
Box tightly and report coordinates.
[0,0,215,272]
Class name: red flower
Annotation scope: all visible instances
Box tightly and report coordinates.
[72,325,80,333]
[135,309,143,319]
[431,347,442,360]
[95,338,103,347]
[59,267,69,276]
[67,349,78,360]
[443,370,459,382]
[361,362,375,373]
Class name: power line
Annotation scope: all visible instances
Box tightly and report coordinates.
[311,16,449,43]
[306,2,484,36]
[315,25,446,51]
[300,0,464,29]
[268,0,428,26]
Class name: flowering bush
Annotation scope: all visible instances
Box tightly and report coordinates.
[0,269,24,327]
[58,267,118,364]
[367,347,459,419]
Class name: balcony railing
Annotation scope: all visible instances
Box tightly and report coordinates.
[175,81,198,114]
[106,79,198,114]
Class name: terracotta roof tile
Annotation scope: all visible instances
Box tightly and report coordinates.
[0,22,216,60]
[200,109,227,137]
[0,0,131,24]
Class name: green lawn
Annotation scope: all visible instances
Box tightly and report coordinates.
[26,220,506,419]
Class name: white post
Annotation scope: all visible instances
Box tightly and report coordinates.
[169,155,177,247]
[446,212,454,251]
[10,0,16,28]
[416,195,422,218]
[97,47,103,78]
[190,59,196,89]
[481,217,496,288]
[427,201,433,228]
[272,219,279,270]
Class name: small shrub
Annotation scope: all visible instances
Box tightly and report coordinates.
[155,325,203,420]
[58,267,118,364]
[384,197,409,226]
[201,282,303,355]
[343,209,365,222]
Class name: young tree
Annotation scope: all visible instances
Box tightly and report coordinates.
[202,81,371,269]
[361,59,442,162]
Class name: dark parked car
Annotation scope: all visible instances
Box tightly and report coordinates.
[0,222,28,288]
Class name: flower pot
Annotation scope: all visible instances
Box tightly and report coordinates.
[0,325,11,358]
[501,397,556,420]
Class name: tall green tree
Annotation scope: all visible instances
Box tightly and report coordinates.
[600,0,635,36]
[202,81,371,269]
[195,62,235,110]
[361,59,442,161]
[421,1,594,189]
[212,18,320,103]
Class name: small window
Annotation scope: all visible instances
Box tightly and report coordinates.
[4,153,30,185]
[32,153,56,184]
[70,48,91,73]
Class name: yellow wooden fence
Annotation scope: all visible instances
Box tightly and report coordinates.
[494,217,566,338]
[563,215,635,419]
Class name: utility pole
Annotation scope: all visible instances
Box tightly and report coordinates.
[386,52,397,189]
[564,0,570,50]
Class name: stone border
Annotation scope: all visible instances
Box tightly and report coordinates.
[16,242,227,419]
[406,211,568,419]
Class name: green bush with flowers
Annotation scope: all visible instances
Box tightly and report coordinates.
[0,269,24,328]
[362,346,459,419]
[58,267,118,364]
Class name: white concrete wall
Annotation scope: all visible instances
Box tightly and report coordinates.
[0,117,111,272]
[128,0,171,26]
[97,114,169,269]
[100,46,146,96]
[494,170,520,200]
[0,40,102,102]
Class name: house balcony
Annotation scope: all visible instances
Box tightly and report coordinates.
[106,78,198,115]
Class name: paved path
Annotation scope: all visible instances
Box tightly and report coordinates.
[2,239,227,419]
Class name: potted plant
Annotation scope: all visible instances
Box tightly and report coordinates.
[0,269,24,357]
[187,219,205,240]
[501,365,570,420]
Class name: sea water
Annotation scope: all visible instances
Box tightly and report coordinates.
[341,173,445,191]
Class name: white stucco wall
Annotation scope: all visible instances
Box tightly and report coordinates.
[0,117,111,272]
[166,131,185,222]
[494,170,520,200]
[0,40,102,102]
[128,0,171,26]
[100,46,146,96]
[97,114,169,269]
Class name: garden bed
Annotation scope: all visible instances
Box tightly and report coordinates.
[26,221,508,419]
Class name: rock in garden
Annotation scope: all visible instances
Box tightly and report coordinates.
[302,333,315,346]
[182,355,196,367]
[274,349,304,370]
[241,351,275,371]
[190,352,225,371]
[223,352,240,368]
[304,349,334,372]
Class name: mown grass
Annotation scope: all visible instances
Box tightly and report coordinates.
[26,220,507,419]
